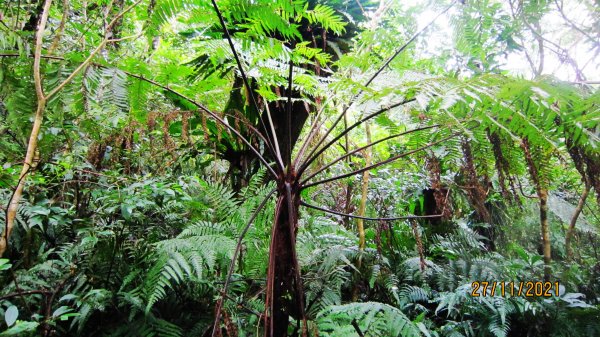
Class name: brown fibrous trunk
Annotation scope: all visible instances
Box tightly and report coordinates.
[264,179,306,337]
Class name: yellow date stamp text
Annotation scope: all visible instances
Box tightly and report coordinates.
[470,281,560,297]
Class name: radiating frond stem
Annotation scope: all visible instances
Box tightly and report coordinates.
[300,124,439,185]
[363,1,457,88]
[302,132,460,189]
[300,201,443,221]
[299,0,456,175]
[286,60,294,170]
[297,98,416,176]
[210,0,281,171]
[293,102,328,168]
[211,187,277,337]
[122,73,279,178]
[265,103,285,169]
[224,114,273,147]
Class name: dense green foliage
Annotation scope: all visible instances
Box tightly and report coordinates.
[0,0,598,336]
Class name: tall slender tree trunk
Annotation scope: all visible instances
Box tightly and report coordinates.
[411,220,426,271]
[342,106,353,227]
[521,138,551,280]
[539,189,551,280]
[1,0,52,257]
[352,122,371,301]
[357,122,371,250]
[565,184,590,260]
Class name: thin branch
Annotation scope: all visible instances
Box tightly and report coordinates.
[48,0,69,54]
[300,201,442,221]
[0,17,11,31]
[107,32,142,43]
[566,182,590,260]
[517,4,585,81]
[302,129,459,189]
[222,293,262,317]
[299,0,457,171]
[211,188,276,337]
[300,124,439,185]
[554,0,599,47]
[0,53,63,60]
[209,0,281,170]
[364,1,457,88]
[0,289,51,301]
[516,175,538,199]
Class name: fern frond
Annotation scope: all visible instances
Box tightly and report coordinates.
[317,302,421,337]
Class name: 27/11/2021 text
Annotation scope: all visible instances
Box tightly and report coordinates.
[470,281,560,297]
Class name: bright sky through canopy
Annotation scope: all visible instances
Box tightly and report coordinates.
[397,0,598,82]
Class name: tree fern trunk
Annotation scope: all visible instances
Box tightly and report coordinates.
[265,185,305,337]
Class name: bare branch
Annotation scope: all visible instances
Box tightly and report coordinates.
[0,289,51,301]
[554,0,599,47]
[363,1,457,88]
